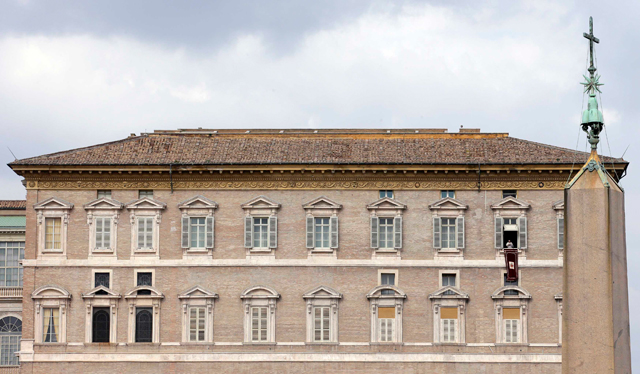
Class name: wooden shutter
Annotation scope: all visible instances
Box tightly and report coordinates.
[393,216,402,249]
[206,216,214,248]
[370,216,379,248]
[518,216,527,249]
[306,216,314,249]
[558,217,564,249]
[495,217,503,249]
[244,216,253,248]
[433,217,441,249]
[330,216,339,249]
[268,215,277,248]
[456,216,465,249]
[181,216,189,249]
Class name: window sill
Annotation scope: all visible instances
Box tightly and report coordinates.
[243,342,277,346]
[83,342,118,346]
[494,343,529,346]
[34,342,67,346]
[433,342,466,346]
[305,341,339,346]
[181,341,214,345]
[249,248,273,252]
[438,248,461,253]
[128,342,161,346]
[370,342,404,346]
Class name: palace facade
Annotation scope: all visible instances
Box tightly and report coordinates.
[6,128,628,373]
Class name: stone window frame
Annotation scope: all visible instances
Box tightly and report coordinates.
[124,285,164,344]
[553,200,565,257]
[84,198,124,257]
[0,314,22,367]
[429,285,469,344]
[555,292,562,345]
[178,285,219,344]
[31,285,71,344]
[438,269,461,289]
[34,198,74,258]
[125,197,166,258]
[302,196,342,256]
[491,284,532,344]
[491,196,531,259]
[367,197,407,258]
[241,196,281,257]
[302,285,342,344]
[429,197,468,259]
[178,196,218,258]
[134,269,155,287]
[91,269,113,289]
[366,285,406,344]
[240,285,280,344]
[81,285,121,343]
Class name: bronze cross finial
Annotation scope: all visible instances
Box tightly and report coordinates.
[583,16,600,77]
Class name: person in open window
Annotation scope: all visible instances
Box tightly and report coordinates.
[506,240,514,249]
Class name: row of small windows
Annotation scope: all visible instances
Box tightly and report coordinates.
[33,270,546,346]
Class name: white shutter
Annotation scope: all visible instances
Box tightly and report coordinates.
[456,216,465,249]
[268,215,277,248]
[393,216,402,249]
[181,216,189,249]
[558,217,564,249]
[495,217,503,249]
[518,216,527,249]
[206,216,214,248]
[244,216,253,248]
[306,216,314,249]
[330,216,339,249]
[433,217,441,249]
[370,216,379,248]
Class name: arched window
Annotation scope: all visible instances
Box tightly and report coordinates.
[92,309,110,343]
[135,308,153,343]
[0,317,21,366]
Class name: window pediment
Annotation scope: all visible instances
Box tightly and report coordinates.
[32,285,71,299]
[490,197,531,211]
[124,286,164,299]
[241,196,281,210]
[429,286,470,299]
[302,285,342,299]
[83,198,124,211]
[241,285,280,299]
[82,285,121,299]
[33,197,74,211]
[178,285,219,300]
[178,196,218,211]
[429,197,469,211]
[553,200,565,211]
[125,197,166,211]
[367,285,407,299]
[302,196,343,211]
[366,197,407,211]
[491,286,532,299]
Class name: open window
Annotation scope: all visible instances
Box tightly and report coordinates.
[491,196,531,259]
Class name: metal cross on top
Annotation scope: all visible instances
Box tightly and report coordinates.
[584,16,600,77]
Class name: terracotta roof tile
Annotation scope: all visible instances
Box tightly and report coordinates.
[0,201,26,210]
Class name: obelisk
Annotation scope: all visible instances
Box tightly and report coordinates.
[562,17,631,374]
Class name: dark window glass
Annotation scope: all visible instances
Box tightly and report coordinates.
[502,190,517,199]
[135,308,153,343]
[94,273,110,288]
[443,274,456,295]
[379,190,393,199]
[92,308,110,343]
[381,273,395,295]
[137,272,152,287]
[504,274,518,295]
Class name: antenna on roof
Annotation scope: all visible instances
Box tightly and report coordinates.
[6,147,17,161]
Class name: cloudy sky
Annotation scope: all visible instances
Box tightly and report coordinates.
[0,0,638,366]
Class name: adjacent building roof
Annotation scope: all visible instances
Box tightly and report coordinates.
[0,216,26,229]
[7,129,626,167]
[0,201,26,210]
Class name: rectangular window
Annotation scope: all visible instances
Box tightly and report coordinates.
[0,242,24,287]
[442,273,456,295]
[314,307,330,342]
[503,308,520,343]
[42,308,60,343]
[138,190,153,199]
[503,273,518,295]
[189,218,206,248]
[381,272,395,295]
[379,190,394,199]
[251,307,268,342]
[558,217,564,249]
[440,307,458,343]
[189,307,206,342]
[314,218,330,248]
[503,218,518,248]
[97,190,112,199]
[44,218,62,250]
[135,307,153,343]
[137,217,154,249]
[94,272,110,288]
[252,218,269,248]
[378,218,394,248]
[441,218,456,249]
[0,334,20,366]
[94,217,111,249]
[502,190,517,199]
[137,272,153,287]
[378,307,395,342]
[441,190,455,199]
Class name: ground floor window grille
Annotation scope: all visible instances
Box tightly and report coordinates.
[92,308,110,343]
[0,317,20,366]
[135,308,153,343]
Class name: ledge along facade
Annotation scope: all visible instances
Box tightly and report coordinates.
[6,128,628,374]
